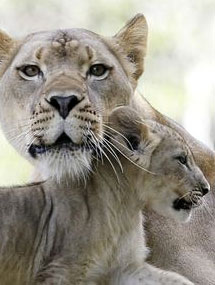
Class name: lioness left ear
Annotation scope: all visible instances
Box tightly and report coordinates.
[0,30,16,66]
[114,14,148,82]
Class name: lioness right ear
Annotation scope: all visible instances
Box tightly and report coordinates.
[113,14,148,83]
[0,30,15,65]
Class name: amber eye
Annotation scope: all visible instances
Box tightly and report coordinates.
[19,65,41,78]
[89,64,108,77]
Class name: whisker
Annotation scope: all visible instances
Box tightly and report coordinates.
[25,130,44,154]
[103,131,133,154]
[89,128,123,173]
[89,132,120,182]
[87,129,104,165]
[101,141,123,173]
[200,199,215,220]
[85,128,101,163]
[7,129,32,144]
[102,124,134,150]
[177,192,191,200]
[98,133,156,175]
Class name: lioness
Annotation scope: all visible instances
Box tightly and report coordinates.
[0,14,147,181]
[0,13,215,284]
[0,106,208,284]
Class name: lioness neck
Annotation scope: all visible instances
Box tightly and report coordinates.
[46,160,146,282]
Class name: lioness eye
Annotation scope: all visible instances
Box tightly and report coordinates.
[89,64,108,77]
[20,65,41,77]
[176,155,187,165]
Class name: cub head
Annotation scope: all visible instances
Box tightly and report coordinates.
[108,106,210,222]
[0,14,147,181]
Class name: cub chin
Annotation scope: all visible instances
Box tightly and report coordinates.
[108,106,210,223]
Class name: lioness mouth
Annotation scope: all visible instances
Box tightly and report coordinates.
[28,133,89,158]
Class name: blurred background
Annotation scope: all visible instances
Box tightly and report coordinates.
[0,0,214,185]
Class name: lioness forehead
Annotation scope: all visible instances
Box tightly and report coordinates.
[20,29,111,57]
[13,28,118,71]
[25,28,103,44]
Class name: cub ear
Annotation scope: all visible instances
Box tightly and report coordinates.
[114,14,148,82]
[108,106,143,151]
[108,107,161,168]
[0,30,16,65]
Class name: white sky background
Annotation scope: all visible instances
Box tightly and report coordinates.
[0,0,214,184]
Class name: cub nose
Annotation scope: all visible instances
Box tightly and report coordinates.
[200,181,210,196]
[48,95,80,119]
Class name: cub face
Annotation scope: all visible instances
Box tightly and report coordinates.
[108,106,210,222]
[0,15,147,180]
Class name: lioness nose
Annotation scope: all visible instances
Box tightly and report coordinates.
[48,95,80,119]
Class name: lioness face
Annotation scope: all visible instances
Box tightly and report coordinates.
[109,107,210,222]
[0,15,147,180]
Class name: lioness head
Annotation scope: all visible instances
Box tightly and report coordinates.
[0,14,147,180]
[108,106,210,222]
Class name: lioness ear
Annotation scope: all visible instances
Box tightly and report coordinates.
[114,14,148,81]
[0,30,15,65]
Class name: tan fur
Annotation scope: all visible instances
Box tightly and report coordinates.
[131,94,215,284]
[109,107,210,223]
[0,14,214,284]
[0,107,200,284]
[0,14,147,182]
[112,13,148,84]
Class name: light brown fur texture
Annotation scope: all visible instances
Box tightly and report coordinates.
[131,95,215,285]
[0,106,202,284]
[0,13,215,285]
[0,14,147,181]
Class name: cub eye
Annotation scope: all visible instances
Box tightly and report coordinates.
[19,65,41,78]
[89,64,108,78]
[176,155,187,165]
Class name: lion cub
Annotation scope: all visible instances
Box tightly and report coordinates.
[0,107,209,285]
[65,106,209,284]
[107,106,210,223]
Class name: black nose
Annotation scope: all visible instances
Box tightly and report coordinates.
[48,95,80,119]
[199,180,210,196]
[201,185,210,196]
